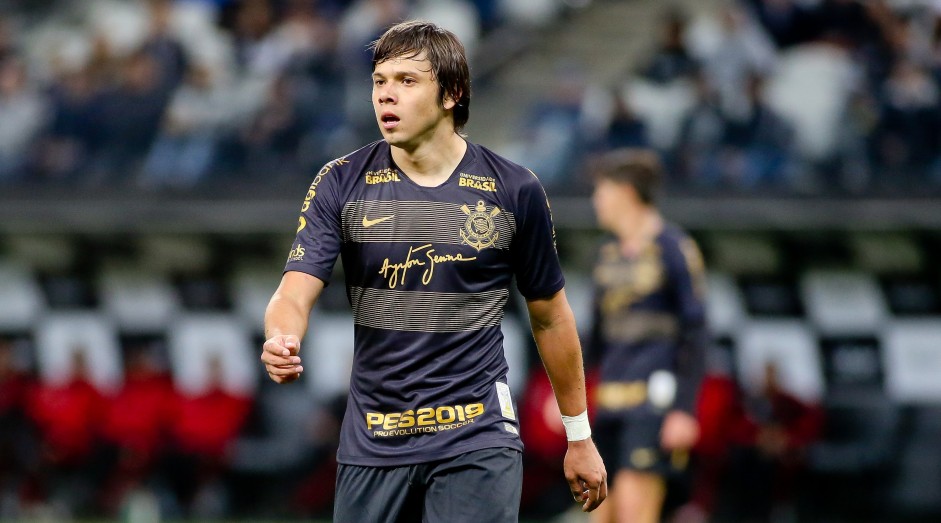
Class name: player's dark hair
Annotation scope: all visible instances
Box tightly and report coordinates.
[370,20,471,132]
[591,148,663,205]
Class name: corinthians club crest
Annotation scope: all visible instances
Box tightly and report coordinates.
[461,200,501,251]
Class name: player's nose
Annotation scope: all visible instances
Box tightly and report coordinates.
[376,85,396,104]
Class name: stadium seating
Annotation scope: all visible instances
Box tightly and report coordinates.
[99,264,182,333]
[735,319,825,403]
[800,270,888,336]
[35,311,123,392]
[0,261,45,332]
[704,271,747,337]
[166,313,257,397]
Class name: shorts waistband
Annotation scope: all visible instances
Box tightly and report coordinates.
[595,381,647,410]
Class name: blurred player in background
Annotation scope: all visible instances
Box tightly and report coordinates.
[259,20,606,522]
[587,148,707,523]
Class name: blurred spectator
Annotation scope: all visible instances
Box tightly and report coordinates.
[0,55,47,184]
[674,69,727,187]
[681,371,739,523]
[692,4,777,120]
[235,73,308,182]
[744,0,820,49]
[0,338,36,512]
[141,0,189,90]
[641,10,698,85]
[97,342,176,514]
[717,361,824,522]
[35,64,101,183]
[720,72,796,189]
[165,354,251,518]
[86,51,173,185]
[829,88,878,193]
[270,1,349,172]
[820,0,899,84]
[871,59,940,186]
[600,91,649,152]
[28,349,105,469]
[274,0,340,75]
[510,61,589,190]
[140,64,228,188]
[224,0,291,77]
[280,391,347,518]
[816,0,883,50]
[27,348,107,515]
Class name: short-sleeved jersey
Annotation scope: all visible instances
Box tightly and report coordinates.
[285,140,564,466]
[589,224,707,416]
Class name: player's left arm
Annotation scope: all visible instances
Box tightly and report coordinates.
[527,289,607,512]
[661,233,709,450]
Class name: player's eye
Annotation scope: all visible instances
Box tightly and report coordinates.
[402,77,416,85]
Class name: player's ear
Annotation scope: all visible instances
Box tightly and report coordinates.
[443,90,461,110]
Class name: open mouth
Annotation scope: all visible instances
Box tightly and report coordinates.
[381,113,400,129]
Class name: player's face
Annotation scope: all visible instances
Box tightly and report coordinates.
[592,178,633,231]
[372,52,456,148]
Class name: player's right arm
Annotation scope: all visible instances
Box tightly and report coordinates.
[261,271,325,384]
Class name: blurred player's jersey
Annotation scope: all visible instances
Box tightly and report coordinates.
[285,140,563,466]
[589,224,707,416]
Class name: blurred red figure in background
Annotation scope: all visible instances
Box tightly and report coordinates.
[97,343,177,513]
[100,344,176,463]
[171,354,252,458]
[28,349,105,467]
[686,361,824,522]
[164,354,252,518]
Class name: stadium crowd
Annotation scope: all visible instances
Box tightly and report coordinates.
[509,0,941,195]
[0,0,517,191]
[0,0,938,195]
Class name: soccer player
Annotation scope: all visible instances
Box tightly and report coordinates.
[587,148,707,523]
[259,20,606,522]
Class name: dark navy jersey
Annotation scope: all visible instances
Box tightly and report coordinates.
[284,140,564,466]
[589,223,707,415]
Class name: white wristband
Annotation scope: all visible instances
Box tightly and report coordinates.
[561,410,592,441]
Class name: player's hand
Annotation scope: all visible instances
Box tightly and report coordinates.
[661,410,700,450]
[261,334,303,384]
[563,437,608,512]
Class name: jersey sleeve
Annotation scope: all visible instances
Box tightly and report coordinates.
[664,231,709,413]
[283,160,346,284]
[511,173,565,299]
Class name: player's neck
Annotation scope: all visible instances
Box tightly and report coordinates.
[391,130,467,187]
[617,207,661,257]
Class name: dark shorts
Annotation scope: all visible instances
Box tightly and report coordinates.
[334,447,523,523]
[594,410,689,478]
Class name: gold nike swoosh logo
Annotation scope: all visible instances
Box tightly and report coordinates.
[362,214,394,228]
